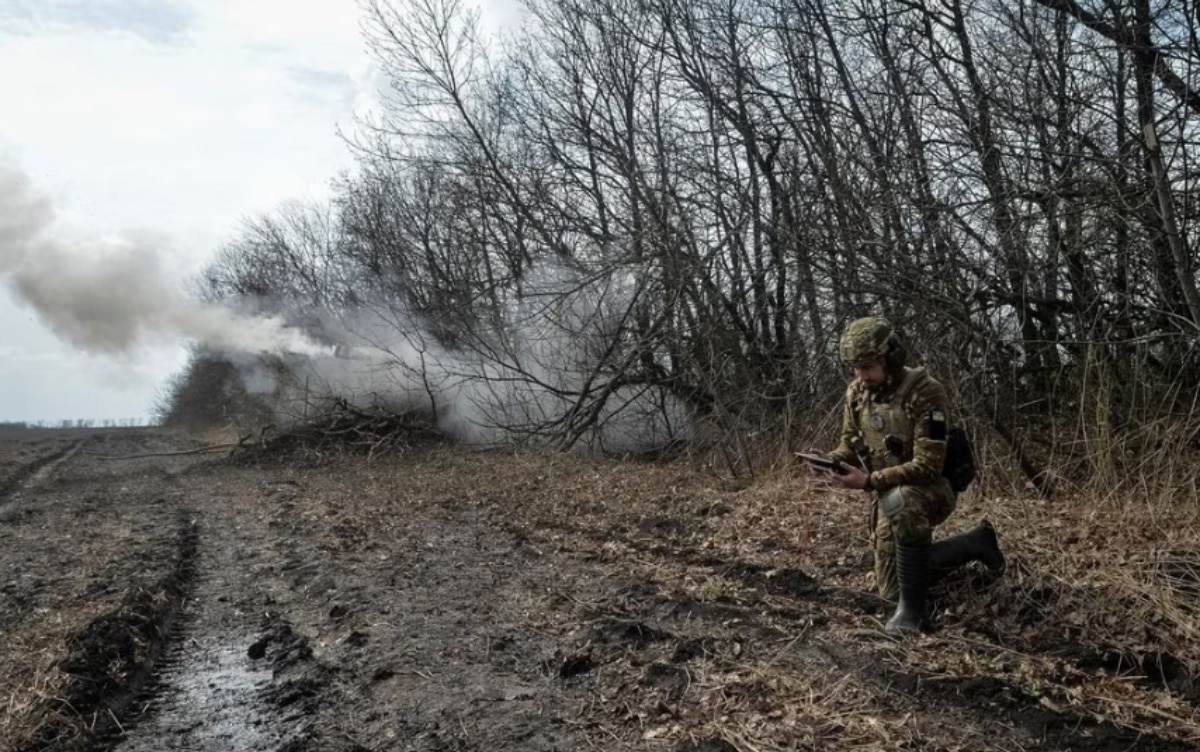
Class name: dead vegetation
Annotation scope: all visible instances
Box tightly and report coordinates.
[226,406,444,465]
[198,414,1200,747]
[2,425,1199,751]
[20,521,198,752]
[281,431,1200,750]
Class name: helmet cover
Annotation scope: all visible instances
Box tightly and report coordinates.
[839,317,895,365]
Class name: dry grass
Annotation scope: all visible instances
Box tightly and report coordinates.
[0,436,173,750]
[4,422,1198,751]
[544,445,1200,745]
[292,439,1200,749]
[0,602,111,749]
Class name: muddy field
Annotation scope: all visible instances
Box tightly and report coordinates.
[1,427,1198,751]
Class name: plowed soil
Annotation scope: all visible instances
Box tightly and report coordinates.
[1,427,1198,751]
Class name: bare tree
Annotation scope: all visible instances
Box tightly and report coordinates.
[176,0,1200,480]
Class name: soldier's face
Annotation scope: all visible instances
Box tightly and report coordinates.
[852,359,887,389]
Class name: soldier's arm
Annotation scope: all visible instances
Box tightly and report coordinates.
[827,385,863,468]
[869,379,949,491]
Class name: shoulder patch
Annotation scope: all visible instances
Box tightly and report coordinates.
[927,409,947,440]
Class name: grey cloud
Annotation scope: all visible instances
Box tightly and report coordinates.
[0,0,196,44]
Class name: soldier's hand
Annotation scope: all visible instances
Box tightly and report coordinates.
[827,463,869,490]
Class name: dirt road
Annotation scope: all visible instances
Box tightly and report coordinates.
[1,428,1197,751]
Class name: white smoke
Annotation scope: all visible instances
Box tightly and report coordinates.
[244,271,690,451]
[1,160,688,451]
[0,161,331,358]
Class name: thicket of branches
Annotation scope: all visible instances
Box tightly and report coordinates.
[183,0,1200,490]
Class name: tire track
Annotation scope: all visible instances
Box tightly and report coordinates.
[0,439,86,518]
[20,519,199,752]
[8,432,319,752]
[106,481,316,752]
[19,502,310,752]
[108,514,292,752]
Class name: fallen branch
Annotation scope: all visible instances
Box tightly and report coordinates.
[88,444,236,460]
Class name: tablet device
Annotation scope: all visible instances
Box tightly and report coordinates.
[796,452,846,473]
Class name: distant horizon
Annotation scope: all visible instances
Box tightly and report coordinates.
[0,417,155,428]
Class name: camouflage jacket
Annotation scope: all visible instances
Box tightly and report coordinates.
[827,366,950,493]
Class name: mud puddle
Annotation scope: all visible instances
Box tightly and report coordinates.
[112,635,281,751]
[26,487,306,752]
[100,492,315,752]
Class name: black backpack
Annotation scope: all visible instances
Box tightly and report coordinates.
[866,368,978,494]
[942,426,977,493]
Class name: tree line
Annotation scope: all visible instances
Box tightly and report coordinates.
[176,0,1200,490]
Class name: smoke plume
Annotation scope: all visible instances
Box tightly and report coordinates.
[0,162,330,357]
[1,161,687,451]
[238,271,689,452]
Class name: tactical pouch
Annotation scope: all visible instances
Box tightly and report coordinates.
[884,434,907,460]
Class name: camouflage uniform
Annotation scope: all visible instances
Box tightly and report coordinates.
[822,318,1005,635]
[828,365,956,599]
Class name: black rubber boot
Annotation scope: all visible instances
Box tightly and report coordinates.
[930,519,1005,579]
[885,543,930,636]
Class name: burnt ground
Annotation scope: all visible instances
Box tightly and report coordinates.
[1,428,1198,751]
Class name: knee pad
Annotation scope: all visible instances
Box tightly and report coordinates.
[879,487,906,519]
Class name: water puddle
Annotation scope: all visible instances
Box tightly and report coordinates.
[113,636,282,751]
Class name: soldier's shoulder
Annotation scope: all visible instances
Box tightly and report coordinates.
[911,366,945,386]
[898,366,946,398]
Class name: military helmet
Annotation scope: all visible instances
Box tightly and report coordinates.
[839,316,905,370]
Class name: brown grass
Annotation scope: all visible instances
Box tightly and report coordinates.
[4,422,1199,750]
[0,602,111,749]
[296,439,1200,748]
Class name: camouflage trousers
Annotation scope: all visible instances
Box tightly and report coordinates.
[872,478,956,600]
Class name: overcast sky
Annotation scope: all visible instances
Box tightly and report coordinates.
[0,0,520,424]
